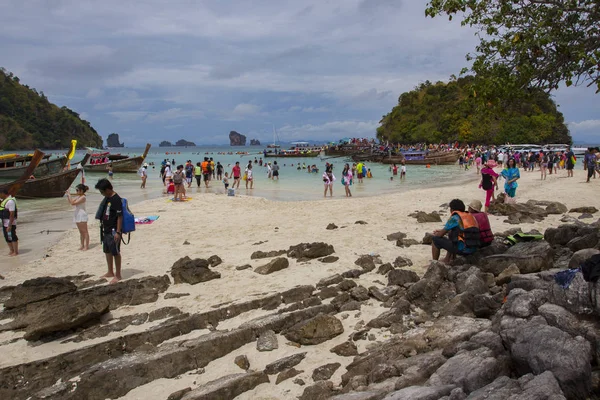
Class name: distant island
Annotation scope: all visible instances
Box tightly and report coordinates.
[159,139,196,147]
[106,133,124,148]
[0,68,103,150]
[229,131,246,146]
[250,139,261,146]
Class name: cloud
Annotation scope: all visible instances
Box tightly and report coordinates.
[108,111,149,123]
[278,120,379,141]
[231,103,261,117]
[146,108,204,122]
[569,120,600,131]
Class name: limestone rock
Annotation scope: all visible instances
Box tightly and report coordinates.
[355,220,368,225]
[319,256,340,263]
[234,355,250,371]
[254,257,289,275]
[250,250,286,259]
[5,277,76,309]
[382,385,454,400]
[207,255,222,267]
[545,224,596,246]
[479,241,553,275]
[298,381,334,400]
[396,238,420,248]
[229,131,246,146]
[548,272,600,315]
[164,292,190,299]
[327,223,338,230]
[495,264,520,285]
[171,257,221,284]
[284,314,344,345]
[180,372,269,400]
[317,274,343,288]
[350,286,370,301]
[257,330,279,351]
[276,368,302,384]
[264,352,307,374]
[235,264,252,271]
[331,341,359,357]
[355,255,377,272]
[288,242,335,260]
[367,299,410,328]
[342,269,365,279]
[387,232,407,241]
[393,256,413,268]
[378,263,394,275]
[544,201,568,214]
[409,211,442,223]
[312,362,341,381]
[167,387,192,400]
[388,269,419,286]
[570,206,598,214]
[567,233,599,252]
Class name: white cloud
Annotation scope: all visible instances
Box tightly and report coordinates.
[107,111,149,123]
[302,106,329,113]
[231,103,261,117]
[278,120,379,141]
[146,108,204,122]
[568,120,600,131]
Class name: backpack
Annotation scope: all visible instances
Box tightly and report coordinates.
[581,254,600,283]
[120,197,135,245]
[173,171,184,184]
[481,173,493,190]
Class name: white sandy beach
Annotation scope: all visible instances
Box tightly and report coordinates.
[1,166,598,399]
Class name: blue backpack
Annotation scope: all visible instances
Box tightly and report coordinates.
[121,197,135,244]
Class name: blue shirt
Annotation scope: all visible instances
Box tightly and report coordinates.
[444,214,476,254]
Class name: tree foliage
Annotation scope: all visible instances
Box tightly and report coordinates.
[376,76,571,144]
[425,0,600,97]
[0,68,103,150]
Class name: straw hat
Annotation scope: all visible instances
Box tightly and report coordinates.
[468,199,482,212]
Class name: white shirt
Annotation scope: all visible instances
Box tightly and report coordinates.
[2,197,17,227]
[401,165,406,173]
[164,166,172,178]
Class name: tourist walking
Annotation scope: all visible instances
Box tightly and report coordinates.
[342,163,352,197]
[185,160,194,188]
[501,158,520,201]
[172,165,185,201]
[540,152,548,180]
[94,179,123,284]
[163,162,173,185]
[231,161,241,189]
[194,162,202,187]
[66,184,89,251]
[323,163,334,197]
[216,162,223,181]
[479,161,499,212]
[201,158,211,188]
[585,147,598,183]
[139,163,148,188]
[565,147,575,177]
[0,189,18,256]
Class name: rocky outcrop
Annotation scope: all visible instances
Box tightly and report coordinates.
[408,211,442,223]
[249,139,261,145]
[254,258,289,275]
[171,257,221,284]
[179,372,269,400]
[287,242,335,261]
[175,139,196,147]
[284,314,344,345]
[229,131,246,146]
[106,133,124,147]
[4,277,76,309]
[159,140,173,147]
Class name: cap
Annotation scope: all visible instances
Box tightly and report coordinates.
[468,199,482,212]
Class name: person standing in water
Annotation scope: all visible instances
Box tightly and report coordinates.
[140,163,148,188]
[342,163,352,197]
[245,163,254,189]
[66,184,90,250]
[272,161,280,180]
[323,163,334,197]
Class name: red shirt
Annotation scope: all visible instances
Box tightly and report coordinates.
[232,165,241,178]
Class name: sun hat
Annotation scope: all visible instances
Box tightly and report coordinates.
[143,163,148,167]
[468,199,483,212]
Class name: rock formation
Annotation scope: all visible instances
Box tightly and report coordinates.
[229,131,246,146]
[175,139,196,147]
[250,139,261,145]
[159,141,173,147]
[106,133,124,148]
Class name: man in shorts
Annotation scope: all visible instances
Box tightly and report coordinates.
[231,161,241,189]
[95,179,123,284]
[585,147,597,183]
[431,199,480,263]
[201,157,211,188]
[0,189,18,256]
[565,146,575,178]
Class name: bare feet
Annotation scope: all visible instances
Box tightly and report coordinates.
[102,272,115,278]
[9,253,18,257]
[79,247,84,251]
[109,277,121,284]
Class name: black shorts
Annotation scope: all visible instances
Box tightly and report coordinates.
[588,167,595,179]
[3,225,17,243]
[203,173,210,181]
[102,233,121,256]
[273,170,279,177]
[566,163,574,170]
[432,236,459,254]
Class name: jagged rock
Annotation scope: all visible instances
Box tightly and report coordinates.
[276,368,302,384]
[406,261,448,305]
[338,280,358,292]
[319,256,340,263]
[502,319,592,399]
[207,255,222,267]
[409,211,442,223]
[495,264,520,285]
[378,263,394,275]
[313,362,341,381]
[368,286,394,302]
[537,303,583,337]
[544,202,568,214]
[257,330,279,351]
[428,347,510,393]
[318,286,340,300]
[331,341,359,357]
[327,223,338,230]
[229,131,246,146]
[298,381,335,400]
[350,286,370,301]
[548,272,600,315]
[454,269,488,296]
[342,269,365,279]
[479,241,554,276]
[167,387,192,400]
[382,385,455,399]
[264,352,307,374]
[570,206,598,214]
[567,233,599,252]
[280,286,314,304]
[355,220,368,225]
[250,250,287,259]
[340,301,363,312]
[388,269,419,286]
[284,314,344,345]
[234,355,250,371]
[489,201,548,224]
[355,255,377,272]
[164,292,190,299]
[148,307,181,322]
[367,299,410,328]
[422,232,434,245]
[235,264,252,271]
[288,242,335,260]
[106,133,124,147]
[504,288,547,318]
[579,213,594,219]
[568,248,600,269]
[5,277,77,309]
[254,257,289,275]
[473,294,503,318]
[467,371,566,400]
[330,392,387,400]
[387,232,407,241]
[317,274,343,288]
[396,238,420,248]
[179,371,269,400]
[545,224,597,246]
[171,257,221,284]
[294,378,306,386]
[393,256,413,268]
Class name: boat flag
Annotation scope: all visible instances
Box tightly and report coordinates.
[67,140,77,160]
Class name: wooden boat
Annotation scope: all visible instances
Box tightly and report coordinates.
[84,143,151,173]
[86,147,130,161]
[381,151,461,165]
[0,150,46,196]
[324,144,373,156]
[264,150,321,158]
[0,154,68,179]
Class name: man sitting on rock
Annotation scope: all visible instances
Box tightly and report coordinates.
[468,199,494,247]
[432,199,481,263]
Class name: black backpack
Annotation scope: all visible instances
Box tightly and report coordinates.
[581,254,600,283]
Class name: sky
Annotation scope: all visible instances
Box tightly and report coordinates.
[1,0,598,146]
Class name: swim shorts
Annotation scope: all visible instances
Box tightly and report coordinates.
[102,233,121,256]
[3,225,17,243]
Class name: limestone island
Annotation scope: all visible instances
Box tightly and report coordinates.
[229,131,246,146]
[106,133,124,148]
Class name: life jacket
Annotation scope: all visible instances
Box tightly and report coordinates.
[451,211,481,248]
[201,161,209,173]
[0,196,17,220]
[471,212,493,247]
[194,166,202,175]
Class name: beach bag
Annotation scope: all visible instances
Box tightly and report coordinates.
[173,171,183,184]
[243,173,247,181]
[120,197,135,245]
[481,173,493,190]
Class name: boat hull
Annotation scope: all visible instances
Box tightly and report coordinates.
[85,156,145,173]
[0,168,82,199]
[0,156,68,179]
[264,152,321,158]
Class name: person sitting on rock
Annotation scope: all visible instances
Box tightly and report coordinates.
[432,199,481,263]
[467,199,494,248]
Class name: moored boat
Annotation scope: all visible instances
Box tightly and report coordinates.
[84,143,151,173]
[0,154,68,179]
[263,142,322,158]
[0,150,46,196]
[381,150,461,165]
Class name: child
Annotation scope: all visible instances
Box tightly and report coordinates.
[366,169,373,178]
[223,172,230,190]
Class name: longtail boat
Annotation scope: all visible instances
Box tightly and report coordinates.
[84,143,151,173]
[381,150,461,165]
[0,154,68,179]
[0,150,46,196]
[263,142,322,158]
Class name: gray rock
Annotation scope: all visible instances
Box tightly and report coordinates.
[250,250,287,259]
[355,255,377,272]
[330,341,359,357]
[288,242,335,260]
[538,303,583,339]
[567,233,599,252]
[428,347,509,393]
[167,387,192,400]
[473,293,503,318]
[318,286,340,300]
[275,367,303,384]
[298,381,334,400]
[579,213,594,219]
[396,238,420,248]
[234,355,250,370]
[312,362,341,381]
[356,220,368,224]
[378,263,394,275]
[330,392,387,400]
[545,224,590,246]
[388,269,419,286]
[164,292,190,299]
[391,350,447,390]
[317,274,344,288]
[340,301,363,312]
[544,202,568,214]
[320,256,340,263]
[264,352,307,374]
[284,314,344,345]
[440,292,476,317]
[387,232,407,241]
[179,372,269,400]
[235,264,252,271]
[569,206,599,214]
[479,241,554,275]
[410,211,443,223]
[504,288,545,318]
[517,371,566,400]
[327,223,338,230]
[367,299,411,328]
[254,257,289,275]
[568,248,600,270]
[495,264,520,285]
[294,378,306,386]
[393,257,413,268]
[422,232,434,245]
[455,271,488,296]
[342,269,366,279]
[171,257,221,284]
[257,330,279,351]
[350,286,371,301]
[338,279,358,292]
[207,255,222,267]
[383,385,454,400]
[369,286,394,302]
[548,272,600,315]
[5,277,76,309]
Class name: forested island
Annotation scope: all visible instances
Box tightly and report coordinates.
[377,76,571,145]
[0,68,103,150]
[159,139,196,147]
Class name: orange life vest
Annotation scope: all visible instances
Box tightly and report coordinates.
[451,211,481,248]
